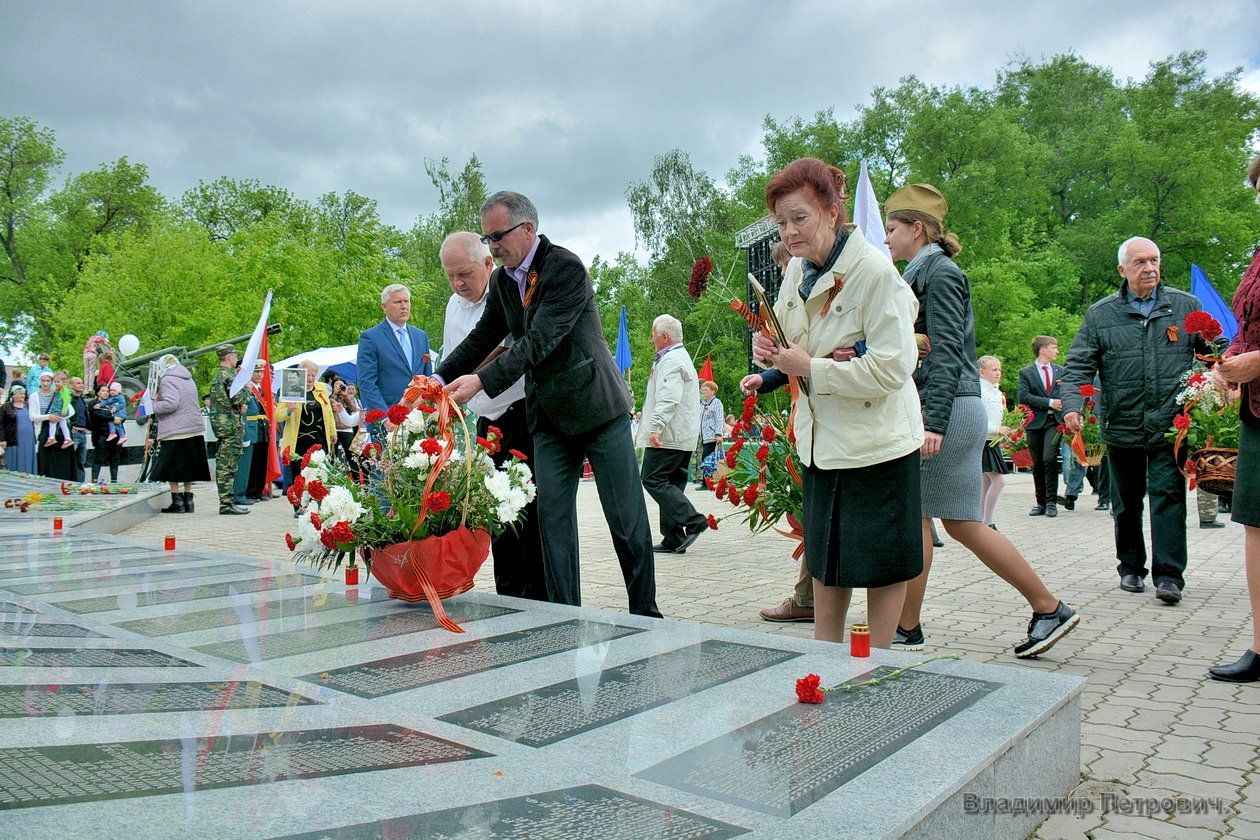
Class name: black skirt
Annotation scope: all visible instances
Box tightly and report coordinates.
[802,450,923,588]
[1232,402,1259,527]
[981,440,1011,474]
[149,436,212,483]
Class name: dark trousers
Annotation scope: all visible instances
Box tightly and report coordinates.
[1088,456,1111,505]
[532,412,661,617]
[71,428,89,483]
[246,427,270,498]
[1108,444,1187,587]
[478,403,547,602]
[1027,425,1060,506]
[91,437,120,483]
[641,447,706,549]
[696,440,717,486]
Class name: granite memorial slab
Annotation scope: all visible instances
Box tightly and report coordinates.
[439,640,801,747]
[195,601,520,662]
[276,784,750,839]
[0,647,202,668]
[0,546,158,568]
[114,588,392,637]
[0,723,491,810]
[0,680,321,718]
[0,600,40,615]
[636,667,999,817]
[0,619,106,638]
[0,550,208,578]
[2,561,261,594]
[55,572,323,613]
[302,619,646,698]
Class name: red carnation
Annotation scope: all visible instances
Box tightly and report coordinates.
[1188,372,1206,387]
[419,438,442,456]
[416,403,437,414]
[361,442,382,458]
[704,477,715,490]
[487,425,502,441]
[285,484,302,507]
[1173,413,1191,431]
[727,485,740,506]
[426,490,451,513]
[306,480,329,502]
[730,422,745,438]
[743,486,759,506]
[762,425,776,442]
[300,445,323,470]
[788,426,796,444]
[363,409,387,425]
[706,514,718,530]
[1056,422,1067,434]
[320,530,338,549]
[1184,310,1213,333]
[725,449,738,468]
[309,511,323,530]
[329,521,355,544]
[1079,384,1096,398]
[476,436,494,451]
[1087,415,1098,425]
[292,474,306,495]
[796,673,825,704]
[689,256,714,299]
[386,404,410,426]
[715,477,728,497]
[755,444,770,463]
[1202,321,1223,342]
[509,449,529,461]
[280,446,292,466]
[284,533,296,552]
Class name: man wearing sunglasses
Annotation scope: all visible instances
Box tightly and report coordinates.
[438,191,661,618]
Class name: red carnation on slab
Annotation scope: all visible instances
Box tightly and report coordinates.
[689,256,714,299]
[386,404,410,426]
[363,409,387,425]
[796,673,825,704]
[426,490,451,513]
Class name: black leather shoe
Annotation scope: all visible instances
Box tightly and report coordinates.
[1045,504,1058,518]
[1029,506,1046,516]
[1063,496,1076,511]
[1200,520,1225,529]
[1095,501,1110,511]
[1208,650,1260,682]
[233,497,256,506]
[1120,574,1145,593]
[1156,581,1183,605]
[652,542,679,554]
[674,524,706,554]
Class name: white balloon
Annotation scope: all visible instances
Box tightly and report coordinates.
[118,334,139,355]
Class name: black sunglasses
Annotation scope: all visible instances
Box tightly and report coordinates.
[480,221,526,244]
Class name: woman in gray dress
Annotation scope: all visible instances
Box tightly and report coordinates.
[0,385,37,474]
[884,184,1079,659]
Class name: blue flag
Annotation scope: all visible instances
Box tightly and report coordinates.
[1190,264,1238,341]
[615,306,633,374]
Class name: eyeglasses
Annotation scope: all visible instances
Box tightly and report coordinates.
[480,221,525,244]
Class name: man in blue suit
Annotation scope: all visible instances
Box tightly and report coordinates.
[356,284,433,419]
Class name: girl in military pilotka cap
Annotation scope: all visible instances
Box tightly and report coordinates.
[884,182,1081,658]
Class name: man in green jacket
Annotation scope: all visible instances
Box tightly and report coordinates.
[1061,237,1208,605]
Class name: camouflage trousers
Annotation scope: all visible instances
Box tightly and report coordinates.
[212,422,244,510]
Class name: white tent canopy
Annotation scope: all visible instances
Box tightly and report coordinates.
[271,345,359,383]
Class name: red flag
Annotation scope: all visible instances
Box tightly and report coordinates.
[259,334,281,486]
[698,355,714,382]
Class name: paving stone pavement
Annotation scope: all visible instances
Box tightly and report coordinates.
[120,471,1258,839]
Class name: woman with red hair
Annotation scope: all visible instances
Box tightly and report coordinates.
[741,158,924,648]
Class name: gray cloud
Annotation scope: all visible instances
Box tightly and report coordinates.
[2,0,1257,266]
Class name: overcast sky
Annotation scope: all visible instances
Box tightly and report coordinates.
[3,0,1258,268]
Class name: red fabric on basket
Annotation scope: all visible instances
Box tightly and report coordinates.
[369,528,491,632]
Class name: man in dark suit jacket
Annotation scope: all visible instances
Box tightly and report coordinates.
[1017,335,1065,517]
[357,285,433,415]
[439,191,661,617]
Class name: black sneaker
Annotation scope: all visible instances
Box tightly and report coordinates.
[891,624,925,651]
[1013,602,1079,658]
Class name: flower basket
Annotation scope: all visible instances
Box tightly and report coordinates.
[1188,447,1238,496]
[368,527,492,632]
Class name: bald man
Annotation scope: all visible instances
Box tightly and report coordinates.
[440,232,545,601]
[1061,237,1212,605]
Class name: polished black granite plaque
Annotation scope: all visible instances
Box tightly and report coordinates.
[0,551,207,578]
[0,619,105,638]
[636,668,999,817]
[276,785,748,839]
[303,620,646,697]
[439,640,801,747]
[195,601,519,662]
[115,588,390,637]
[3,561,260,594]
[56,572,322,613]
[0,646,202,667]
[0,680,319,718]
[0,547,157,570]
[0,600,40,615]
[0,723,489,809]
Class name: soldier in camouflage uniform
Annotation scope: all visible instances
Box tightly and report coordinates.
[209,344,249,515]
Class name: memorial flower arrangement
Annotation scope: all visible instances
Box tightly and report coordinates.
[706,393,804,551]
[794,654,962,703]
[1065,384,1105,466]
[1166,365,1240,494]
[284,377,534,628]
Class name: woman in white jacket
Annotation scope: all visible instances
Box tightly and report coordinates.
[742,158,924,649]
[978,355,1012,529]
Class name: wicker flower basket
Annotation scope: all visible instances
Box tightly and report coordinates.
[1189,447,1238,496]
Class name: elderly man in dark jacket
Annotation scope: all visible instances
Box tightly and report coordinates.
[1061,237,1209,605]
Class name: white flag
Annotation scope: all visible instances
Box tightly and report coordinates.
[230,291,272,397]
[853,159,891,261]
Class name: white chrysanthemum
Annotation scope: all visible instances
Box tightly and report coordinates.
[484,471,512,501]
[307,449,327,467]
[402,410,431,435]
[508,461,532,482]
[296,511,321,544]
[495,501,518,523]
[318,486,366,526]
[402,451,438,470]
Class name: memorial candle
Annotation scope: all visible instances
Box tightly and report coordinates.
[850,623,871,658]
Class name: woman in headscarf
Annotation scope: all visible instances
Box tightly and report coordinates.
[0,385,36,474]
[27,372,76,480]
[148,354,212,513]
[884,183,1078,659]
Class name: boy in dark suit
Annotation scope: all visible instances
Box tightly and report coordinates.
[1017,335,1065,517]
